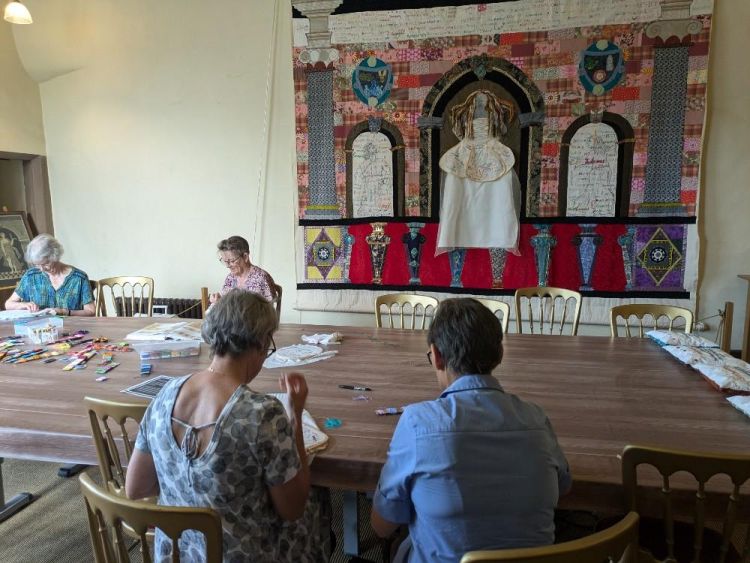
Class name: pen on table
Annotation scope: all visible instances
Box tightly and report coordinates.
[338,384,372,391]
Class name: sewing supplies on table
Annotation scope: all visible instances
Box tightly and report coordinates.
[353,395,371,401]
[338,384,372,391]
[62,345,97,371]
[375,407,404,416]
[95,376,109,382]
[324,418,342,429]
[140,364,153,376]
[96,362,119,375]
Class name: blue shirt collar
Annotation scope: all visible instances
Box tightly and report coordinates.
[439,374,504,398]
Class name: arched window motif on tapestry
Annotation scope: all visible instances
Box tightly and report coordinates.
[419,55,545,218]
[345,119,405,218]
[558,112,635,218]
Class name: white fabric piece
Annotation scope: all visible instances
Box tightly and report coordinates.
[436,118,520,255]
[646,330,719,348]
[693,363,750,393]
[727,395,750,418]
[663,345,740,366]
[264,344,338,369]
[302,332,343,345]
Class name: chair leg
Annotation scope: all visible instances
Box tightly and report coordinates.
[343,490,360,556]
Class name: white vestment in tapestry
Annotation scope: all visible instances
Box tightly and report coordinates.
[436,118,521,255]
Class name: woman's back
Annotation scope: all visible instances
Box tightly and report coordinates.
[135,376,302,562]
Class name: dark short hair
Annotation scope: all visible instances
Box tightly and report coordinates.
[217,236,250,256]
[427,298,503,376]
[202,289,278,358]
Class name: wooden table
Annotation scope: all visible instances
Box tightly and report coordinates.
[1,317,749,545]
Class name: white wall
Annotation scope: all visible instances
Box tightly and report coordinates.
[0,19,44,155]
[9,1,750,338]
[697,0,750,349]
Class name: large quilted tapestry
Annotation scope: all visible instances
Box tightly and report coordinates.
[291,0,712,318]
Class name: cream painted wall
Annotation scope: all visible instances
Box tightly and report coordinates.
[0,20,44,155]
[697,0,750,349]
[15,0,292,312]
[9,1,749,337]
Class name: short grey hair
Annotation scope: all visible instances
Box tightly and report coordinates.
[427,298,503,376]
[26,234,64,266]
[201,289,278,358]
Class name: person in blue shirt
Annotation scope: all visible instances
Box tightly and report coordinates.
[371,297,571,563]
[5,234,95,316]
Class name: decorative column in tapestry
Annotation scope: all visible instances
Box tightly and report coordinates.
[294,0,342,219]
[639,0,703,216]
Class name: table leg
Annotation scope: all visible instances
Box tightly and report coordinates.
[343,490,360,556]
[0,457,34,523]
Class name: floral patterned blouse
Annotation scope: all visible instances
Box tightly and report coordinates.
[134,376,330,562]
[220,265,275,302]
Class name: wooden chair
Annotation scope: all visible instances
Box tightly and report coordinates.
[610,304,694,337]
[474,298,511,334]
[514,287,582,335]
[622,444,750,562]
[461,512,639,562]
[375,294,439,329]
[96,276,154,317]
[79,472,223,563]
[200,287,209,318]
[89,279,106,316]
[271,283,283,320]
[84,397,148,496]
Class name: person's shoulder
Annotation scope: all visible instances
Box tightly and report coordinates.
[228,387,285,422]
[21,267,42,279]
[68,267,90,281]
[503,392,551,427]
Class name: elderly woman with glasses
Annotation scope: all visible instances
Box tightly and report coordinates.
[4,234,95,316]
[126,289,331,562]
[209,235,277,305]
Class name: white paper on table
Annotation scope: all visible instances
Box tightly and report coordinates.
[301,333,343,345]
[0,310,55,322]
[263,349,338,369]
[267,392,329,455]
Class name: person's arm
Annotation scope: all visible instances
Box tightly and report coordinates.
[545,417,572,496]
[125,405,159,500]
[267,373,310,521]
[4,291,39,311]
[125,448,159,499]
[371,410,416,538]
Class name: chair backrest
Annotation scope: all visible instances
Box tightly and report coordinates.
[375,294,439,329]
[514,287,582,335]
[96,276,154,317]
[610,304,694,337]
[461,512,639,562]
[200,287,209,318]
[474,298,511,334]
[84,397,148,496]
[79,473,223,563]
[271,283,282,320]
[622,444,750,563]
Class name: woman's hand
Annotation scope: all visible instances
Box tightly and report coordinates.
[279,372,308,419]
[22,302,39,312]
[209,292,221,304]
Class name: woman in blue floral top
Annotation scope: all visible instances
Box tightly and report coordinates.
[5,234,95,316]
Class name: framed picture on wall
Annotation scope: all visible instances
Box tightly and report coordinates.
[0,211,34,288]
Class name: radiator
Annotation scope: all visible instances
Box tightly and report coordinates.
[151,297,203,319]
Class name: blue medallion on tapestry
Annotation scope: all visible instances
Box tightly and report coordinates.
[352,56,394,107]
[579,40,625,96]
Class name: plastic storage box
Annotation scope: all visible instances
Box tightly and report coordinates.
[132,340,201,361]
[16,316,64,343]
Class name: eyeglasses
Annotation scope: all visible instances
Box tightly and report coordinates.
[426,350,432,366]
[267,337,276,358]
[218,256,243,267]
